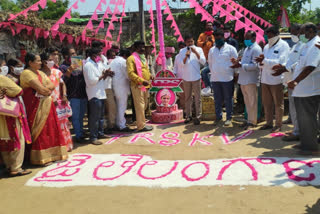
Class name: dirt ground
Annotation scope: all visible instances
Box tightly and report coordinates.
[0,115,320,214]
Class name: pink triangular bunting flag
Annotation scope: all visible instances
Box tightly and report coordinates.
[39,0,47,9]
[92,11,98,20]
[43,31,50,39]
[67,35,74,44]
[87,20,94,30]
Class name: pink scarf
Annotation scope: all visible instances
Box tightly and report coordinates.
[132,52,146,92]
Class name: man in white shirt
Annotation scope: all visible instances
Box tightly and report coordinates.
[153,47,175,74]
[231,30,262,129]
[83,48,113,145]
[179,35,206,125]
[208,28,238,126]
[287,23,320,155]
[272,24,304,141]
[173,41,187,111]
[110,49,132,132]
[256,26,290,133]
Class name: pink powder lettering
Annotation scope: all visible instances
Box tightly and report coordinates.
[283,159,320,182]
[181,161,210,181]
[159,132,181,146]
[220,130,253,145]
[137,160,178,180]
[34,154,92,182]
[105,134,130,145]
[188,133,213,146]
[129,133,156,144]
[217,158,276,181]
[93,154,143,181]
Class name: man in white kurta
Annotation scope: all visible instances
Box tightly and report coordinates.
[178,35,206,125]
[272,24,305,141]
[256,26,290,133]
[110,49,132,132]
[288,23,320,154]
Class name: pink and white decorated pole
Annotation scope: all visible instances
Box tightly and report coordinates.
[155,0,167,71]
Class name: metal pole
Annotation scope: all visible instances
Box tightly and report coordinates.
[139,0,146,43]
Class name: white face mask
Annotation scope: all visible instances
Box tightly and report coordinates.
[0,66,8,76]
[13,67,24,75]
[268,36,280,47]
[47,60,55,69]
[291,35,299,43]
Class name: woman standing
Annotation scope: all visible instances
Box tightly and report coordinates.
[20,53,68,166]
[40,53,73,152]
[0,74,32,176]
[6,59,24,84]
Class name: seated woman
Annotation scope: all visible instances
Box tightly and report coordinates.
[20,53,68,166]
[0,74,32,177]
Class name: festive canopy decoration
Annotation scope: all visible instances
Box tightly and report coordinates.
[3,0,272,52]
[278,6,290,28]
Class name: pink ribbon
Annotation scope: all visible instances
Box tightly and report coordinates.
[155,0,166,71]
[146,0,157,55]
[132,52,146,92]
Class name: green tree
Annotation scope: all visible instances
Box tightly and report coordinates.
[1,0,79,20]
[290,7,320,24]
[0,0,21,12]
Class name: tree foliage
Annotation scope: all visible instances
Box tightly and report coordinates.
[0,0,80,20]
[291,7,320,24]
[0,0,21,12]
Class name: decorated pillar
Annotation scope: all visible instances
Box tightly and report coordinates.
[155,0,167,71]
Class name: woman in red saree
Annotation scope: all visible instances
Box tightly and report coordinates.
[20,53,68,166]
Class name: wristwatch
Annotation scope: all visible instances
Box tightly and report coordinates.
[293,81,298,86]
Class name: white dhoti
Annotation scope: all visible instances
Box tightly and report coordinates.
[113,81,130,130]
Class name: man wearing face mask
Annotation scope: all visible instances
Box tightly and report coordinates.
[208,29,238,127]
[83,48,113,145]
[286,23,320,155]
[197,22,215,94]
[255,26,290,133]
[231,31,262,130]
[223,26,239,51]
[179,35,206,125]
[60,47,88,143]
[272,23,304,141]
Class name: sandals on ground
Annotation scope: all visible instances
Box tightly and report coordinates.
[9,169,32,177]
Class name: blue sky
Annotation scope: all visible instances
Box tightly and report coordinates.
[69,0,320,15]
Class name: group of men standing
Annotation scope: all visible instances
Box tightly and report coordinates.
[172,21,320,155]
[64,20,319,155]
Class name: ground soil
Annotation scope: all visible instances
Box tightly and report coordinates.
[0,115,319,214]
